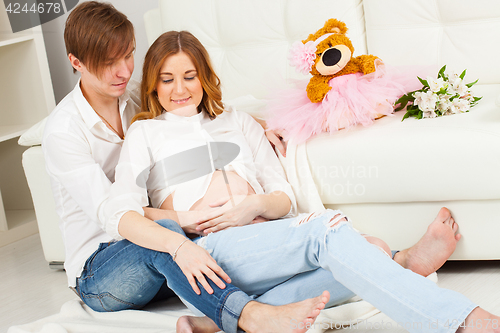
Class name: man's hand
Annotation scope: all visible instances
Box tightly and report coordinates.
[252,116,288,157]
[265,129,287,157]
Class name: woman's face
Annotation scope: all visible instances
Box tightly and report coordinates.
[156,51,204,116]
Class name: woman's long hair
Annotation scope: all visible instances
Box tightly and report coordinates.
[133,31,224,123]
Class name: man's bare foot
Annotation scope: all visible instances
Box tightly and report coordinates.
[176,315,219,333]
[457,307,500,333]
[238,291,330,333]
[394,207,461,277]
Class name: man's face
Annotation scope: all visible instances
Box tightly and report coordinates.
[74,47,135,101]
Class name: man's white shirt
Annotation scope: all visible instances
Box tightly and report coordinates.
[42,80,140,287]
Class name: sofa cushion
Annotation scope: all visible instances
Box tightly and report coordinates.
[155,0,367,101]
[18,117,47,146]
[363,0,500,85]
[305,84,500,205]
[223,95,268,118]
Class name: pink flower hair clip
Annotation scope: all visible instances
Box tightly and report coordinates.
[288,33,333,75]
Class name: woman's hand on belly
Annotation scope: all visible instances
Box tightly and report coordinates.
[195,194,268,234]
[181,209,219,235]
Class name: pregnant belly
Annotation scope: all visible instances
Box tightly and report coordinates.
[160,170,256,211]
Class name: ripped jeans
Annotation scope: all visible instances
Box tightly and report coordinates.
[196,209,477,333]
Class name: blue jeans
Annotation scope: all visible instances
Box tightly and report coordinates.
[197,209,478,333]
[76,219,251,333]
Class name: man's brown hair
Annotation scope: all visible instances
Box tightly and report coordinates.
[64,1,135,76]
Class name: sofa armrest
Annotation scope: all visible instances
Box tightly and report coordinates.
[22,146,65,264]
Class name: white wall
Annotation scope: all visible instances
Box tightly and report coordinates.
[41,0,159,103]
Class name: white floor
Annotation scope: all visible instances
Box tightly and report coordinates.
[0,234,75,333]
[1,234,499,333]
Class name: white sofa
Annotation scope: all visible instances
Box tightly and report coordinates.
[21,0,500,267]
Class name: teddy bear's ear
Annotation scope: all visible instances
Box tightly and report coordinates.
[303,18,348,43]
[323,18,348,35]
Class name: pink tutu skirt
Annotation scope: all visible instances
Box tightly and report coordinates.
[265,64,428,144]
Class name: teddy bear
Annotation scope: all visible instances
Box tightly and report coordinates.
[302,19,379,103]
[265,18,416,144]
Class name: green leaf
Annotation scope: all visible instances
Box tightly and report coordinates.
[394,93,414,111]
[401,112,411,122]
[466,79,479,88]
[394,94,408,105]
[417,76,429,88]
[438,65,447,79]
[438,87,448,95]
[401,106,423,121]
[459,69,466,80]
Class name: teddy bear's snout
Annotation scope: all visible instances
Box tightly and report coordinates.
[323,48,342,66]
[316,45,352,76]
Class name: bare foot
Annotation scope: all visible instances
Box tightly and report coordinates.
[394,207,461,277]
[457,307,500,333]
[176,315,219,333]
[238,291,330,333]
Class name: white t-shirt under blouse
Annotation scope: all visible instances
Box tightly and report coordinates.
[42,80,140,287]
[99,106,297,239]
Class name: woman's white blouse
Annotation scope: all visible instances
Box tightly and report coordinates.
[99,107,297,240]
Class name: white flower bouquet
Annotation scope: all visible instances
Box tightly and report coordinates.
[395,65,481,121]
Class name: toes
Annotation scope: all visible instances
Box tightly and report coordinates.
[316,302,325,312]
[451,221,461,241]
[321,290,330,303]
[303,317,315,326]
[440,207,451,217]
[444,216,454,227]
[437,207,452,223]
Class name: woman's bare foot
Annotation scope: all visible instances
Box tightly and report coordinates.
[238,291,330,333]
[394,207,461,277]
[176,315,219,333]
[457,307,500,333]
